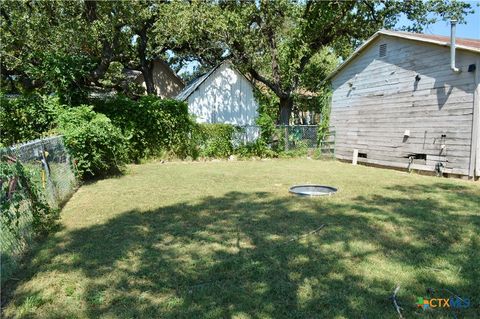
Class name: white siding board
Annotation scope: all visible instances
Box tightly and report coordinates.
[187,63,258,127]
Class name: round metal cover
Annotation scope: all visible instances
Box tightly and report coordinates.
[289,185,337,196]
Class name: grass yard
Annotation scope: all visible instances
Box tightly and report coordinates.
[2,159,480,319]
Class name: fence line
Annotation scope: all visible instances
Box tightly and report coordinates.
[232,125,336,155]
[1,136,77,286]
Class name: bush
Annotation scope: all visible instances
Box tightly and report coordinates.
[91,95,194,161]
[57,106,127,179]
[196,124,235,158]
[278,140,309,158]
[0,94,62,146]
[235,138,277,158]
[256,113,276,145]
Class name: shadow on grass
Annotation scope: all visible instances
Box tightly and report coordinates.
[2,183,479,318]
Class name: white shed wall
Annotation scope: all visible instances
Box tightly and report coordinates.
[187,64,259,126]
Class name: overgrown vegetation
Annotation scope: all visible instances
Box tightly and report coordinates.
[196,124,236,158]
[91,95,194,162]
[1,91,330,181]
[56,106,128,179]
[0,158,58,236]
[0,94,61,147]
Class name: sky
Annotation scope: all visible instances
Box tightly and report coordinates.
[396,0,480,39]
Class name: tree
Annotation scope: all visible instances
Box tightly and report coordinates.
[0,1,190,99]
[187,0,473,124]
[1,1,136,101]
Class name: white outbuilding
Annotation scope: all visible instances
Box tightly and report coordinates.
[176,62,259,126]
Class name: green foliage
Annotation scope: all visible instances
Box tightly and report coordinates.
[99,62,145,98]
[235,139,276,159]
[235,111,279,158]
[179,1,473,123]
[0,94,62,146]
[256,113,276,144]
[0,159,58,236]
[91,95,194,162]
[317,89,333,143]
[1,1,144,96]
[24,52,94,103]
[196,124,235,158]
[278,140,309,158]
[57,106,127,179]
[254,89,282,155]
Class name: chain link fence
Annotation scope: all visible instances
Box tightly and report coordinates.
[276,125,318,150]
[233,125,336,157]
[1,136,77,285]
[318,130,336,158]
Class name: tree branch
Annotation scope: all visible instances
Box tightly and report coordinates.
[248,67,287,98]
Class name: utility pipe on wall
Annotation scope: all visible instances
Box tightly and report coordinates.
[450,19,460,73]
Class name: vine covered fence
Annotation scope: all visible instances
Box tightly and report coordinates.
[0,136,77,286]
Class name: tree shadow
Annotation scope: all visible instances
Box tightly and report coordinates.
[2,183,479,318]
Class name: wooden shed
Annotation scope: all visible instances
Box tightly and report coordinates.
[125,60,185,98]
[176,61,259,126]
[328,30,480,178]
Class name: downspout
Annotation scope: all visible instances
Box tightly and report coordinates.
[450,20,461,73]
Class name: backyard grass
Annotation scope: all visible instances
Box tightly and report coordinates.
[2,159,479,319]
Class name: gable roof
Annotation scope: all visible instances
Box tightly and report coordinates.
[326,30,480,81]
[176,61,254,102]
[123,68,143,80]
[175,64,221,101]
[154,60,185,86]
[123,60,184,85]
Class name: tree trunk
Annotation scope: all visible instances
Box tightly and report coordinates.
[141,63,155,95]
[137,22,156,95]
[279,96,293,125]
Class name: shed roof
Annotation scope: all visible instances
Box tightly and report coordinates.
[175,64,221,101]
[326,30,480,81]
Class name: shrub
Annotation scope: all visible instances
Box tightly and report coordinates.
[57,106,127,179]
[197,124,235,158]
[0,94,62,146]
[91,95,194,161]
[278,140,309,158]
[235,139,276,158]
[256,113,276,145]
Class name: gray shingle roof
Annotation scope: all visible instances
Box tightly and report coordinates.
[175,65,220,101]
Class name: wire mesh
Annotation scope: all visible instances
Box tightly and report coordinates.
[277,125,319,150]
[0,136,77,285]
[318,130,336,158]
[232,125,334,154]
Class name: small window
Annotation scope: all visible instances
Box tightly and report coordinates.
[379,44,387,57]
[358,153,367,158]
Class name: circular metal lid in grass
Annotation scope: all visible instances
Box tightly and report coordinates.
[289,185,337,197]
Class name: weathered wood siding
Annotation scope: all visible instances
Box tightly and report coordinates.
[187,63,259,126]
[331,35,479,176]
[134,61,185,98]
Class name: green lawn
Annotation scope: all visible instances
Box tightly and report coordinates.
[2,159,480,319]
